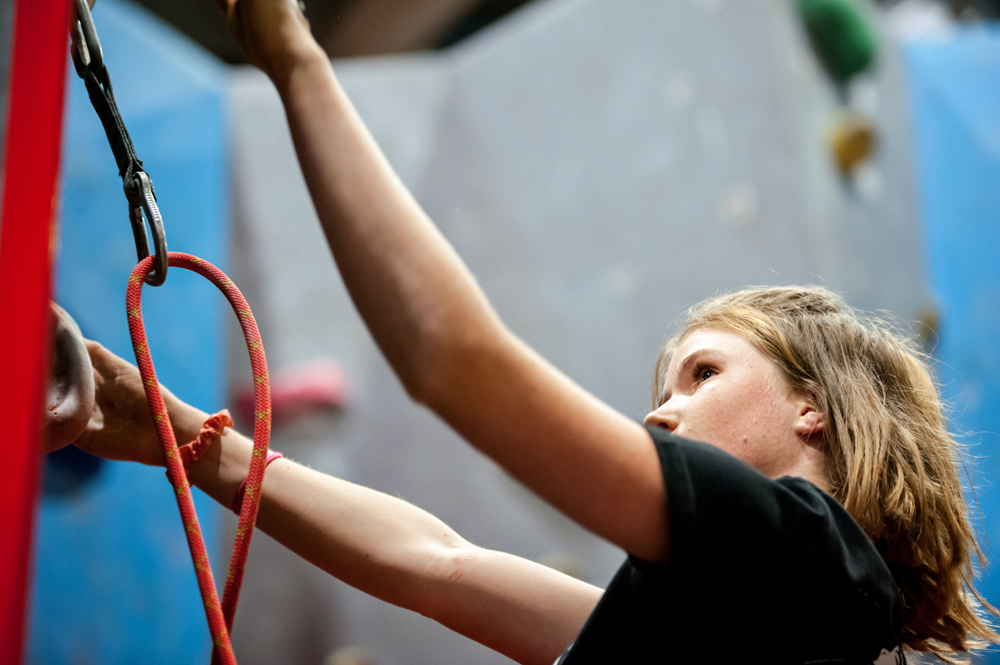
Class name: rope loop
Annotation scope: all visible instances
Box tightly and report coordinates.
[127,252,273,664]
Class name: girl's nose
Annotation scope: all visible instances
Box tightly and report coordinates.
[643,407,678,432]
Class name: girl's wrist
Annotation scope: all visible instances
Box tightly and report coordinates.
[165,396,211,446]
[163,395,255,507]
[185,425,255,507]
[268,39,328,96]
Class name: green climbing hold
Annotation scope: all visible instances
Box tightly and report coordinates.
[796,0,878,85]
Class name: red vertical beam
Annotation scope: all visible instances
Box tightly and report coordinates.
[0,0,70,661]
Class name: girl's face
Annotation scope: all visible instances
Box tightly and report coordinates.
[644,327,819,479]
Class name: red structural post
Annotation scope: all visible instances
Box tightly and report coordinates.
[0,0,70,661]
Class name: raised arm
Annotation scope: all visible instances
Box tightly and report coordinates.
[222,0,669,562]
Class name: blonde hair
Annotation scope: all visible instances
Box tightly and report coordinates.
[652,285,998,662]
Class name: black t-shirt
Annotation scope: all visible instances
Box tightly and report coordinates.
[559,427,906,664]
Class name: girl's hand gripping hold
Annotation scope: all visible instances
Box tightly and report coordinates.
[73,340,209,467]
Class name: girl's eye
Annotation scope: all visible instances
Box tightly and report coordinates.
[696,366,716,382]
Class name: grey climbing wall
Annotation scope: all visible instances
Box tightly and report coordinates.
[225,0,926,663]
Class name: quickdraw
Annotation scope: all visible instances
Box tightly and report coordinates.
[70,0,167,286]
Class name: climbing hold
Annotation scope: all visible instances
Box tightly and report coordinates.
[829,111,877,174]
[796,0,878,85]
[236,356,349,426]
[716,182,760,229]
[43,303,95,453]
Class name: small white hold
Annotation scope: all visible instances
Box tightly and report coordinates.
[885,0,954,41]
[847,76,880,116]
[607,265,637,297]
[716,182,759,229]
[664,72,696,110]
[851,160,883,202]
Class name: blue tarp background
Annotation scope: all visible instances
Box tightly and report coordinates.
[906,23,1000,662]
[28,1,229,662]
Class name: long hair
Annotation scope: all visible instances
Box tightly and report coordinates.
[652,285,998,662]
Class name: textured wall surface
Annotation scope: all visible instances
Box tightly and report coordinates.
[225,1,928,663]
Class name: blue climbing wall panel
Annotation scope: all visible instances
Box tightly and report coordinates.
[28,1,228,662]
[906,24,1000,659]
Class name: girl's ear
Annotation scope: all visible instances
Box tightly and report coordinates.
[793,393,825,447]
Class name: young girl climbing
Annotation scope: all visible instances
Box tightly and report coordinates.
[73,1,999,662]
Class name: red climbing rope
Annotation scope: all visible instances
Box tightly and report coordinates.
[127,252,272,664]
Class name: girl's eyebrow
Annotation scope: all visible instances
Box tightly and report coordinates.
[661,349,708,402]
[676,348,711,377]
[661,348,721,402]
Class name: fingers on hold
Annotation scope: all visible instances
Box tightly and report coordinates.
[84,339,108,362]
[86,340,126,369]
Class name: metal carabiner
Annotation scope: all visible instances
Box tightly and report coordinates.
[70,0,102,79]
[127,172,168,286]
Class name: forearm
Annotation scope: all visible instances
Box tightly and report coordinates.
[274,50,505,398]
[182,415,467,611]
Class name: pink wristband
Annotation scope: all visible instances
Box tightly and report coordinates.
[231,451,284,515]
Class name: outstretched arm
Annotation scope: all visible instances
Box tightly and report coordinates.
[221,0,670,563]
[191,420,601,665]
[75,342,601,665]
